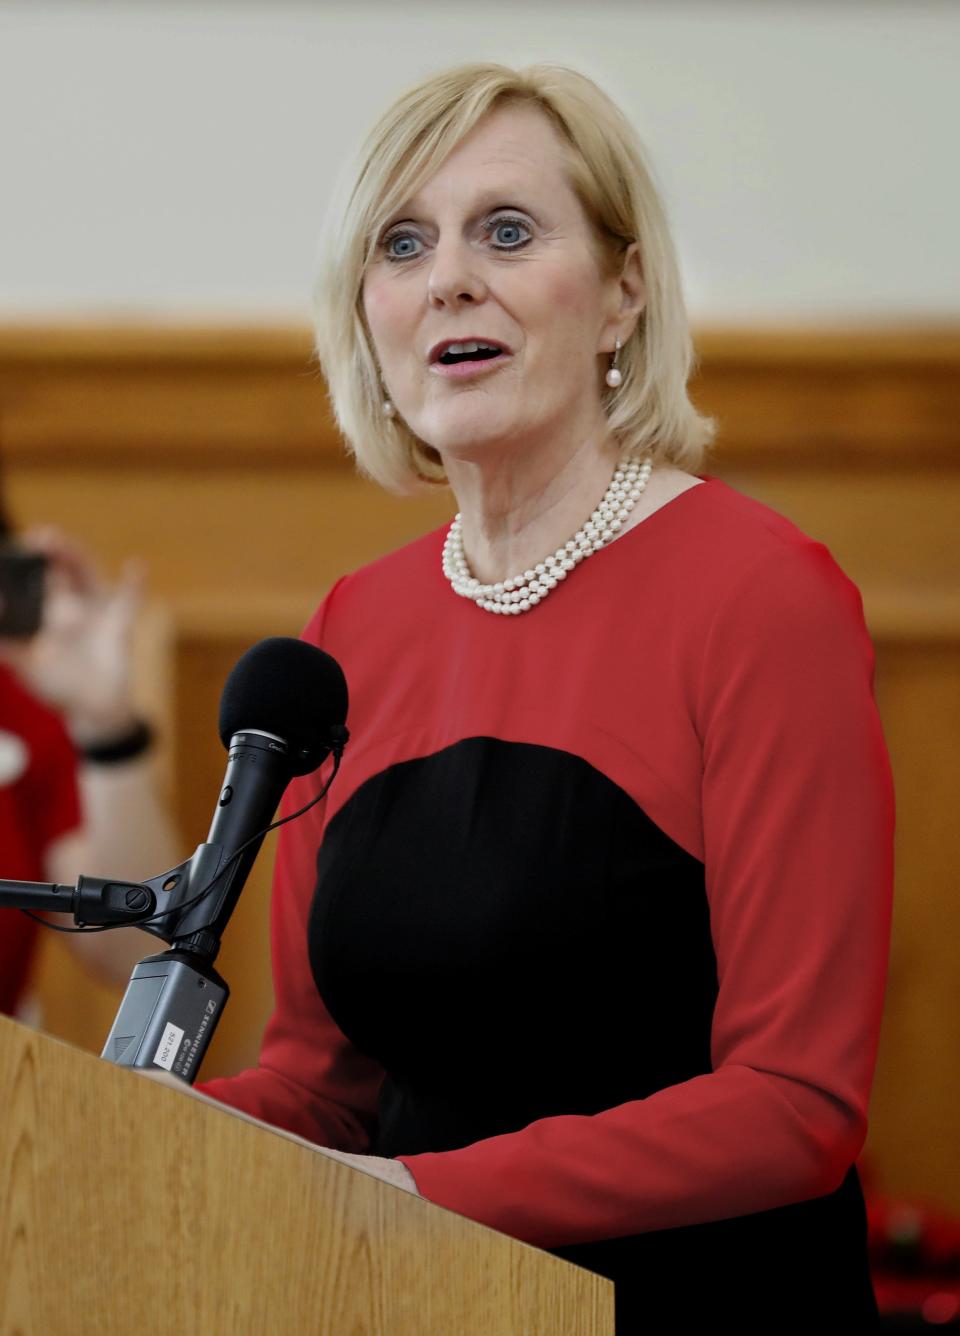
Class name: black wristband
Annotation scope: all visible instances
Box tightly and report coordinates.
[78,718,154,765]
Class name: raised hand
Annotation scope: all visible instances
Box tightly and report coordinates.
[15,526,146,745]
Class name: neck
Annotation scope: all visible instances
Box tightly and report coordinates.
[442,427,626,586]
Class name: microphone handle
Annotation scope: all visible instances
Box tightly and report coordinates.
[172,730,292,943]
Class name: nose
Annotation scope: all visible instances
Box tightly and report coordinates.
[426,235,488,309]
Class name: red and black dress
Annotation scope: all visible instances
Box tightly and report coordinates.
[199,475,894,1329]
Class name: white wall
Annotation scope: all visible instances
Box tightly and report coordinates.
[0,1,956,323]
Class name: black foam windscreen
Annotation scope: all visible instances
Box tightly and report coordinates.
[218,636,349,775]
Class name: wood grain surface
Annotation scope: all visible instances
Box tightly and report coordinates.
[0,1016,613,1336]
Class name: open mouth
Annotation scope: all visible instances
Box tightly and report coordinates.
[437,343,502,366]
[430,340,511,378]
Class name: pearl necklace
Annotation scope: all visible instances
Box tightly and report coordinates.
[442,452,654,614]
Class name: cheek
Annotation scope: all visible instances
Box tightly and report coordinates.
[554,267,604,322]
[361,276,407,349]
[522,262,605,350]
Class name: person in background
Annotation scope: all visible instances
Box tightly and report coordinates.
[0,512,181,1019]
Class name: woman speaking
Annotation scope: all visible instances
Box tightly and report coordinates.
[196,63,895,1329]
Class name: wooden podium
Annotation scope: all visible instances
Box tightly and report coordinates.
[0,1017,613,1334]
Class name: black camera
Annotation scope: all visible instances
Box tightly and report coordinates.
[0,545,47,638]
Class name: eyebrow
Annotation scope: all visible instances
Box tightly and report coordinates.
[381,188,541,232]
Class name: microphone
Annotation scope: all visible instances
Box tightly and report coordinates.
[101,636,349,1082]
[173,634,349,947]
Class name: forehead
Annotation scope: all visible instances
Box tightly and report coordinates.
[399,103,578,212]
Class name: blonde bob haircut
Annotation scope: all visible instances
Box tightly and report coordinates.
[313,62,716,495]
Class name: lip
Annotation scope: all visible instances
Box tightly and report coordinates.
[427,336,513,365]
[429,353,512,381]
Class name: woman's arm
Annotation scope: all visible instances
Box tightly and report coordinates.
[16,526,181,983]
[44,754,176,983]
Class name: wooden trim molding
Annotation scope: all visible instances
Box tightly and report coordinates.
[1,320,957,469]
[692,323,960,466]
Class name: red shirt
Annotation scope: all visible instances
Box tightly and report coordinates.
[0,664,82,1014]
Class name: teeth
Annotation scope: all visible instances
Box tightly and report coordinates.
[443,341,499,356]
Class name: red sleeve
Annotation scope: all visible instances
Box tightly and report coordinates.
[21,700,83,858]
[395,541,896,1249]
[196,578,386,1147]
[0,690,81,1015]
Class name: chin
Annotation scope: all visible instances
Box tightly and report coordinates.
[416,410,519,462]
[416,422,515,464]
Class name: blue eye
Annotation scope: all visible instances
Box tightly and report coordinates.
[385,233,421,261]
[490,218,531,249]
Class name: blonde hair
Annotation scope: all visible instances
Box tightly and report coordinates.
[313,62,717,495]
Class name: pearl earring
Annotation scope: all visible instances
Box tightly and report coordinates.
[605,339,623,389]
[382,396,395,417]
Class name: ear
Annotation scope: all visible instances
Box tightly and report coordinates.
[601,242,646,352]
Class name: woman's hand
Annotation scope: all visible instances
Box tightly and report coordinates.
[313,1147,421,1195]
[130,1070,420,1195]
[15,525,146,744]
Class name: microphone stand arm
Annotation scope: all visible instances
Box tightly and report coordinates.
[0,876,156,925]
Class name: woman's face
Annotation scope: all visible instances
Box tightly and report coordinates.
[361,102,642,465]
